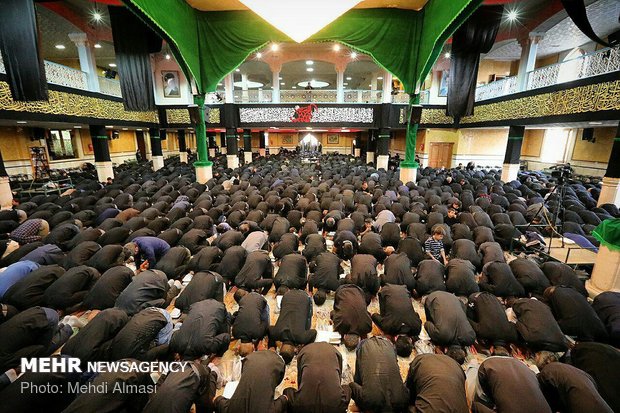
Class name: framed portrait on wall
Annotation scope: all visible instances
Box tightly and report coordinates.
[439,70,449,97]
[282,135,294,145]
[327,134,339,144]
[162,70,181,97]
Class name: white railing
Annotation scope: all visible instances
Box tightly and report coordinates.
[343,89,382,103]
[233,89,274,103]
[97,76,122,97]
[475,76,518,101]
[527,46,620,91]
[44,61,88,90]
[279,89,338,103]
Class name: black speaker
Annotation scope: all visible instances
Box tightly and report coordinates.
[112,131,120,140]
[104,69,117,79]
[32,127,45,141]
[582,128,594,141]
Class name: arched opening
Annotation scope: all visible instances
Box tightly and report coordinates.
[299,133,320,154]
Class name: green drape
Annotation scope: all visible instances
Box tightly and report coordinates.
[123,0,480,95]
[593,219,620,252]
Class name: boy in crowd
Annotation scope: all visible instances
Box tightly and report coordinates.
[425,227,448,266]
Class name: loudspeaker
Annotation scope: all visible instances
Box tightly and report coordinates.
[112,131,120,140]
[582,128,594,141]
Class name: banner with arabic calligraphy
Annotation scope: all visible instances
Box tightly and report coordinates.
[237,104,377,127]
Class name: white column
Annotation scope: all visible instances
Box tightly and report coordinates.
[501,163,520,183]
[241,73,249,103]
[377,155,389,170]
[152,156,164,171]
[68,33,100,93]
[382,71,393,104]
[587,245,620,298]
[336,69,345,103]
[209,148,216,158]
[224,73,234,103]
[366,152,375,165]
[196,165,213,184]
[74,129,85,159]
[0,177,13,209]
[144,131,152,161]
[517,33,544,92]
[179,152,188,163]
[598,177,620,207]
[354,149,361,157]
[227,154,240,169]
[399,166,418,184]
[95,161,114,183]
[272,70,281,103]
[370,73,378,91]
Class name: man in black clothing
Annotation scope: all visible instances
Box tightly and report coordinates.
[115,269,176,316]
[406,354,469,413]
[538,362,613,413]
[592,291,620,346]
[359,232,388,262]
[467,292,517,356]
[478,261,525,297]
[414,259,446,296]
[109,307,172,361]
[331,284,373,350]
[544,286,608,342]
[332,230,357,261]
[274,253,308,294]
[43,265,100,313]
[143,360,219,413]
[154,246,191,280]
[215,350,287,413]
[380,221,401,248]
[540,261,587,296]
[308,251,342,305]
[232,291,270,356]
[371,284,421,357]
[397,237,426,267]
[2,264,65,310]
[82,266,133,310]
[349,336,409,413]
[234,250,273,294]
[170,299,231,359]
[512,298,568,352]
[268,289,317,363]
[509,258,550,296]
[424,291,475,364]
[472,357,551,413]
[283,342,351,413]
[445,258,479,297]
[345,254,379,304]
[303,233,327,262]
[175,271,225,313]
[218,246,247,285]
[382,252,416,291]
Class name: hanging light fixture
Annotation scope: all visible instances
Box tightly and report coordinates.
[239,0,362,43]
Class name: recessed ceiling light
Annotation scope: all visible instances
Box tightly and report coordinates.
[333,44,341,51]
[306,127,312,130]
[307,68,314,72]
[271,43,279,51]
[17,121,27,124]
[93,12,102,22]
[256,52,262,58]
[165,54,171,60]
[306,60,314,65]
[346,77,352,80]
[122,128,128,130]
[94,43,102,49]
[136,128,142,131]
[235,68,241,72]
[444,52,451,58]
[74,126,82,129]
[109,63,117,68]
[507,9,519,22]
[369,84,372,87]
[217,83,223,86]
[278,77,283,80]
[105,125,114,128]
[343,82,348,86]
[292,86,297,89]
[589,122,603,125]
[351,52,358,59]
[55,44,65,50]
[341,129,350,132]
[377,76,383,80]
[280,82,285,85]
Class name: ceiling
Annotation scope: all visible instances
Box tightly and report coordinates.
[186,0,428,12]
[485,0,620,60]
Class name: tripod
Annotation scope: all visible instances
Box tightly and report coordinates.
[521,180,568,254]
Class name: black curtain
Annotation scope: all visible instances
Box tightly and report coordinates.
[0,0,48,101]
[561,0,610,47]
[108,7,162,111]
[447,6,503,123]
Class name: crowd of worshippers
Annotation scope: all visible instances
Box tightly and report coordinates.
[0,151,618,413]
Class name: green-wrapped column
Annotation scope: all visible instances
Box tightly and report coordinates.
[193,94,212,183]
[243,129,253,164]
[400,94,421,184]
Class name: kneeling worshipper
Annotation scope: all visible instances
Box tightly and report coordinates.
[108,307,173,361]
[349,336,409,413]
[273,253,308,294]
[231,290,270,357]
[308,250,343,305]
[414,259,446,296]
[592,291,620,346]
[234,249,274,294]
[174,271,225,313]
[214,350,287,413]
[283,342,351,413]
[114,269,178,315]
[0,260,39,301]
[9,218,49,245]
[81,266,134,310]
[478,261,526,298]
[1,264,65,311]
[467,292,517,356]
[508,258,550,297]
[43,265,100,313]
[511,298,569,353]
[268,289,317,363]
[381,251,416,291]
[331,284,373,350]
[154,246,191,280]
[345,254,380,304]
[124,236,171,271]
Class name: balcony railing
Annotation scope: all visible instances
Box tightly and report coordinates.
[98,76,122,97]
[475,77,518,101]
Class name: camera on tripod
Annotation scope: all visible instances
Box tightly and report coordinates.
[549,163,573,184]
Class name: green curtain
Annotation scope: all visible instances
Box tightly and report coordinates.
[593,219,620,252]
[123,0,480,95]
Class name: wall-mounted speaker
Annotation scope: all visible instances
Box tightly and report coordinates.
[31,127,45,141]
[582,128,594,141]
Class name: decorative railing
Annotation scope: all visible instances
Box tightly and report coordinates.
[233,89,274,103]
[343,89,382,103]
[475,76,518,101]
[44,61,88,90]
[278,89,337,103]
[97,76,122,97]
[392,92,410,104]
[0,55,4,74]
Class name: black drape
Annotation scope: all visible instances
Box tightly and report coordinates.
[447,6,503,122]
[178,130,187,152]
[606,123,620,178]
[108,7,162,111]
[0,0,48,101]
[89,126,111,163]
[561,0,610,47]
[149,128,163,156]
[0,149,8,177]
[503,126,525,165]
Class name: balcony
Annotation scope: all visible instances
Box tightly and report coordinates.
[0,55,122,98]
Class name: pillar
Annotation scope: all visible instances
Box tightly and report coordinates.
[0,149,12,209]
[193,94,213,184]
[598,123,620,207]
[219,132,227,155]
[243,129,253,164]
[381,71,393,104]
[336,69,345,103]
[178,129,188,163]
[366,130,376,165]
[376,128,390,170]
[399,99,421,184]
[259,131,266,157]
[89,125,114,182]
[517,33,544,92]
[68,32,100,92]
[74,129,85,159]
[226,128,239,169]
[501,125,525,183]
[272,69,281,103]
[241,73,249,103]
[587,244,620,298]
[208,132,216,158]
[149,128,164,171]
[353,132,362,157]
[224,73,234,103]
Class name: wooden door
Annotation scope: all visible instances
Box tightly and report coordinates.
[428,142,454,168]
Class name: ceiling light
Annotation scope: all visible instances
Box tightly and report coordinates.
[136,128,142,131]
[165,54,171,60]
[333,44,341,51]
[343,82,348,86]
[346,77,352,80]
[377,76,383,80]
[270,43,279,51]
[507,9,519,22]
[297,80,329,88]
[369,84,372,87]
[342,129,350,132]
[17,121,27,124]
[93,12,102,22]
[306,60,314,65]
[218,83,223,86]
[256,52,262,58]
[55,44,65,50]
[280,82,285,85]
[292,86,297,89]
[235,68,241,72]
[239,0,362,43]
[105,125,114,128]
[109,63,117,67]
[444,52,451,58]
[307,68,314,72]
[589,122,603,125]
[94,43,102,49]
[122,128,128,130]
[74,126,82,129]
[351,52,358,59]
[278,77,283,80]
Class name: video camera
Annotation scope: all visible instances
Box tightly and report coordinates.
[549,163,573,184]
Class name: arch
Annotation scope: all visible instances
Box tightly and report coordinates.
[558,47,585,83]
